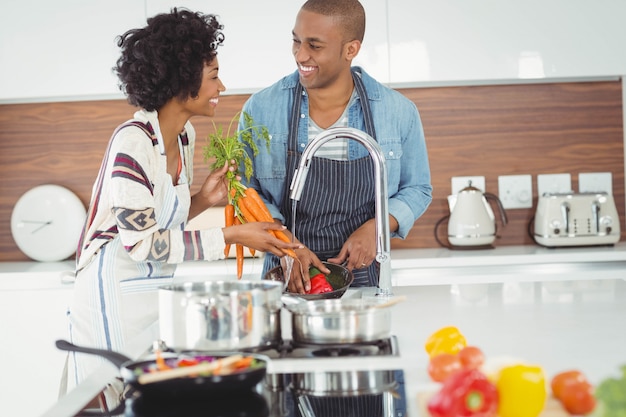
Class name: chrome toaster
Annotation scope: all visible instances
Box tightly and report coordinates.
[533,192,621,247]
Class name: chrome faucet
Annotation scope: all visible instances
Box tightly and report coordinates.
[289,127,393,296]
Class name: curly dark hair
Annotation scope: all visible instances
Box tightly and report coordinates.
[114,8,224,111]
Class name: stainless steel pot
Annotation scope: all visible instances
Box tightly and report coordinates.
[292,369,398,396]
[285,298,393,344]
[159,280,283,350]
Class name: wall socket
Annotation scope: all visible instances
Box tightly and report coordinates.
[537,173,572,195]
[451,176,485,195]
[498,175,533,209]
[579,172,613,194]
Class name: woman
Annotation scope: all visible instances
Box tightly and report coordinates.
[67,8,300,405]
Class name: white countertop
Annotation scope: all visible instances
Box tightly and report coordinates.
[32,243,626,416]
[171,242,626,286]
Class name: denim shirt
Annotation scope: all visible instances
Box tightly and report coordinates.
[240,67,432,239]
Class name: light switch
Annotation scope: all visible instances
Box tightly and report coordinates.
[579,172,612,194]
[498,175,533,209]
[537,173,572,196]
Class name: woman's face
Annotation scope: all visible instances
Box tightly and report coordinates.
[184,58,226,118]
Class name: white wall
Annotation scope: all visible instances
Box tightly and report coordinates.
[1,0,625,103]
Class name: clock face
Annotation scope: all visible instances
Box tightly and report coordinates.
[11,184,87,262]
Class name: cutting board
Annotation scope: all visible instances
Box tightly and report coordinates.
[417,391,569,417]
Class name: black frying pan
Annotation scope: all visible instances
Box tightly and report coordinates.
[55,340,268,397]
[264,261,354,300]
[126,389,270,417]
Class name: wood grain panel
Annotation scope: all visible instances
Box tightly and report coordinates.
[0,80,622,261]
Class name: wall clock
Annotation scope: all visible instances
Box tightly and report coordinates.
[11,184,87,262]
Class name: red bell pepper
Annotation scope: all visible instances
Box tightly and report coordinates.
[308,273,333,294]
[428,368,499,417]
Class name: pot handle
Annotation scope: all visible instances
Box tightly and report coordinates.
[55,339,132,369]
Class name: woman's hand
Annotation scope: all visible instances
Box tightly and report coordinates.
[222,222,303,258]
[189,160,237,220]
[199,160,237,207]
[280,246,328,294]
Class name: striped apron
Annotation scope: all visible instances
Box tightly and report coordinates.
[264,70,379,287]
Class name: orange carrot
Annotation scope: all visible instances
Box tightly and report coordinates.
[237,189,298,259]
[239,196,295,256]
[244,187,273,220]
[233,356,254,369]
[233,216,244,279]
[240,195,271,222]
[272,230,298,259]
[224,203,235,257]
[236,197,258,223]
[155,349,171,371]
[236,244,244,279]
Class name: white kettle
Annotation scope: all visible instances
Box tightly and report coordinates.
[445,181,508,248]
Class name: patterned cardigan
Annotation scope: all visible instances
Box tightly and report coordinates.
[76,110,225,272]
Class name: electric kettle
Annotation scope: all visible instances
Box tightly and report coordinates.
[436,181,508,248]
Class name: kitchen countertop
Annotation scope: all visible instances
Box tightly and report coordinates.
[41,277,626,415]
[2,242,625,282]
[34,243,626,416]
[170,242,626,286]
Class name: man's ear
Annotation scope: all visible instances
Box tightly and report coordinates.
[344,39,361,60]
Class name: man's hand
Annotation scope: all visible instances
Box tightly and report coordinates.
[327,219,377,271]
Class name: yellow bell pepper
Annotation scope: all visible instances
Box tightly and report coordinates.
[424,326,467,358]
[496,364,547,417]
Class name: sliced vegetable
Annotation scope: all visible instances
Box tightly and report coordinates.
[135,354,264,378]
[427,368,499,417]
[496,364,547,417]
[155,349,171,371]
[425,326,467,358]
[551,370,596,415]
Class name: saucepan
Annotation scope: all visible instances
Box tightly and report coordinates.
[285,296,405,345]
[55,339,269,398]
[264,261,354,300]
[159,280,284,350]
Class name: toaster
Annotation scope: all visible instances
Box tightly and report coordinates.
[533,192,621,247]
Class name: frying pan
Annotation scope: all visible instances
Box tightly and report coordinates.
[55,339,268,397]
[264,261,354,300]
[126,389,270,417]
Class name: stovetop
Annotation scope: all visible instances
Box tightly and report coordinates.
[247,335,399,359]
[119,337,405,417]
[122,370,406,417]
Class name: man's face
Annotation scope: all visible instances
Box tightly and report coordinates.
[291,9,353,90]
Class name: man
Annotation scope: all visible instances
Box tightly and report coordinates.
[240,0,432,293]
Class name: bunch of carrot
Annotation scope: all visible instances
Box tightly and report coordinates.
[225,185,297,279]
[203,111,297,279]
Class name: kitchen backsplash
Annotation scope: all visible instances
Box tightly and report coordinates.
[0,79,623,262]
